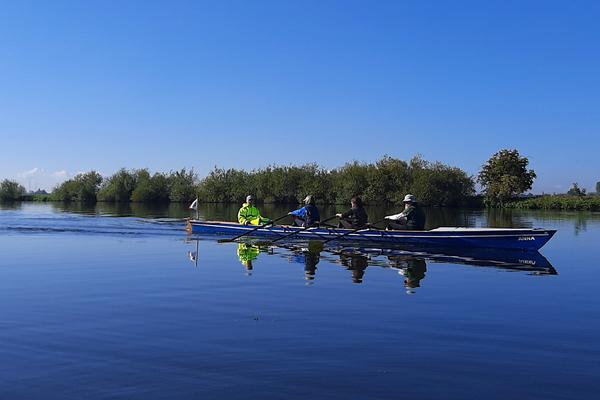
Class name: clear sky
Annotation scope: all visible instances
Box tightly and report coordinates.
[1,0,598,193]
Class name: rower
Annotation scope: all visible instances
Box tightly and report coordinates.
[384,194,426,230]
[288,195,321,227]
[336,196,368,229]
[238,195,271,226]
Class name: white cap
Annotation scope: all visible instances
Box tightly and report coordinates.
[246,195,255,202]
[403,194,417,203]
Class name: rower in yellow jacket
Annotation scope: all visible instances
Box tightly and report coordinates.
[238,195,271,226]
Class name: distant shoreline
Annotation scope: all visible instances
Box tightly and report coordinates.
[6,194,600,211]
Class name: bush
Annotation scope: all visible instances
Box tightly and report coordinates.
[131,170,170,203]
[52,172,102,203]
[0,179,26,201]
[168,168,197,202]
[97,169,138,202]
[506,195,600,211]
[196,156,475,206]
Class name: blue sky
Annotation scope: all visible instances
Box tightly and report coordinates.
[1,0,598,193]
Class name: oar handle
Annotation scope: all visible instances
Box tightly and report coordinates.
[320,218,388,245]
[218,214,289,243]
[269,214,338,244]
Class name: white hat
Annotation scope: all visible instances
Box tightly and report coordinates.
[303,195,314,204]
[403,194,417,203]
[246,195,255,202]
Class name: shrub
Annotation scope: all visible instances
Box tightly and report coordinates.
[52,172,102,203]
[0,179,26,201]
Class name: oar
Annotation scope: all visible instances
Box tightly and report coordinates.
[261,215,339,245]
[217,214,290,243]
[311,218,388,248]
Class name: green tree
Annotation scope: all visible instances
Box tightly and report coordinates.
[411,161,475,206]
[0,179,26,201]
[168,168,197,202]
[365,156,410,204]
[97,169,138,202]
[130,170,170,203]
[567,182,586,197]
[330,161,370,204]
[478,149,536,205]
[52,171,102,203]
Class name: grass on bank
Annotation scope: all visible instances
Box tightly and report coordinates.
[506,195,600,211]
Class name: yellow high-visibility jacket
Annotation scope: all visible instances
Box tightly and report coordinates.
[238,203,269,225]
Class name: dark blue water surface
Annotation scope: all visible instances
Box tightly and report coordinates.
[0,203,599,399]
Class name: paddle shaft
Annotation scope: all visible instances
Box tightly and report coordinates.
[218,214,289,243]
[269,215,338,244]
[319,218,388,245]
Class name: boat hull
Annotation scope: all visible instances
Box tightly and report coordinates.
[186,220,556,251]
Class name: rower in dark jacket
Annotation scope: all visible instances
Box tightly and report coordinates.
[289,195,321,227]
[336,196,368,229]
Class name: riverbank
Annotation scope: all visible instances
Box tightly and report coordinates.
[506,195,600,211]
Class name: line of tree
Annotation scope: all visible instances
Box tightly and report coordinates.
[197,156,475,206]
[51,168,196,204]
[45,156,476,206]
[2,150,543,206]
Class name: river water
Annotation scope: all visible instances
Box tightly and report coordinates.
[0,202,598,399]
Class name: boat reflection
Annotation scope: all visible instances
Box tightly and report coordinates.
[184,239,557,292]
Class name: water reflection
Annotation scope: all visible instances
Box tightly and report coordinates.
[185,239,557,293]
[11,202,600,237]
[339,253,369,283]
[389,256,428,293]
[236,243,274,275]
[0,201,23,210]
[284,247,321,283]
[484,209,533,228]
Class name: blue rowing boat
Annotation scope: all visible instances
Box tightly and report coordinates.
[186,220,556,251]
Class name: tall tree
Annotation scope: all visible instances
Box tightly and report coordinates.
[478,149,536,205]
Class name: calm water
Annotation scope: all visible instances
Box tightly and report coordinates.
[1,203,599,399]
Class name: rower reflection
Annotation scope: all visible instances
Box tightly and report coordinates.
[304,250,320,281]
[286,247,321,282]
[237,243,260,275]
[185,239,557,289]
[338,253,369,283]
[388,256,427,292]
